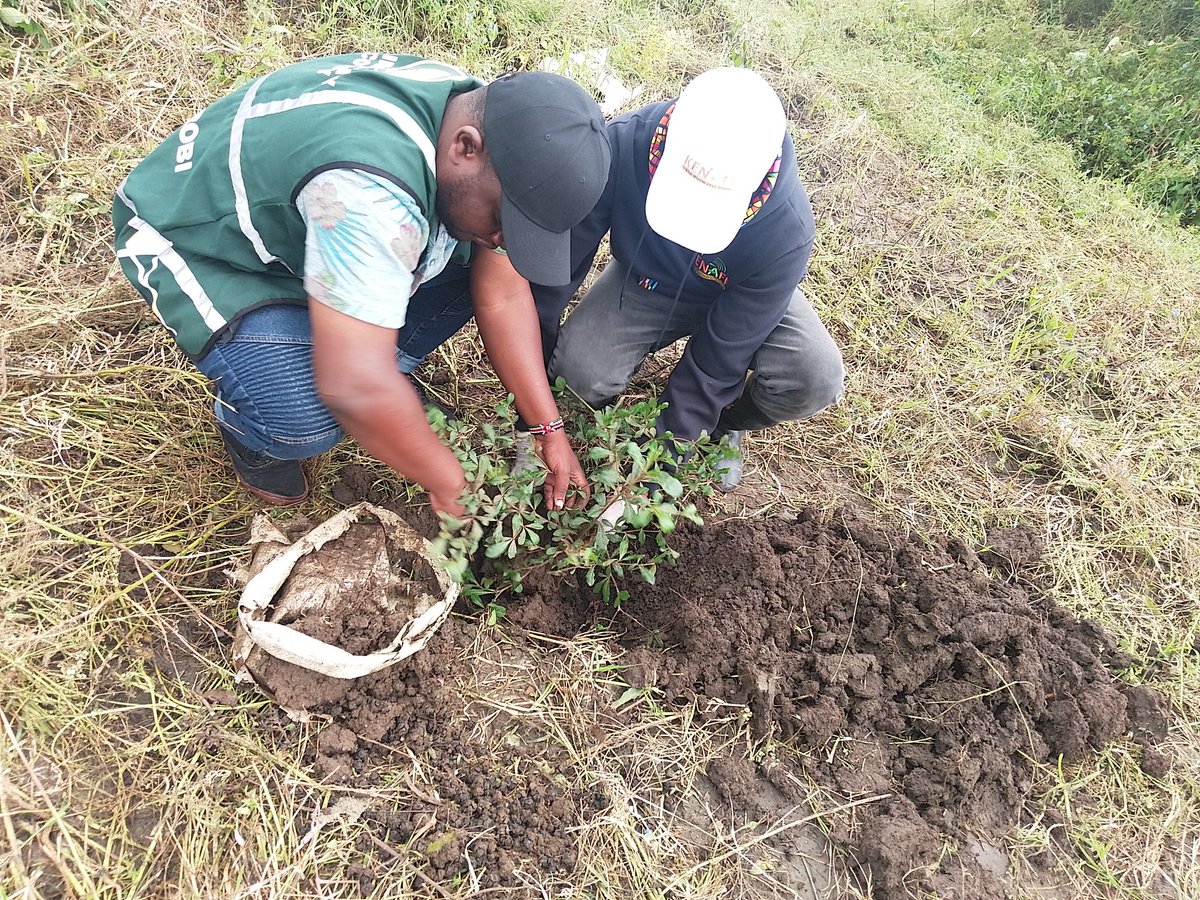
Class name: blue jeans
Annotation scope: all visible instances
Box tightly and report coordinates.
[195,265,473,459]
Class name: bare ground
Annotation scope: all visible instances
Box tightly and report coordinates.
[229,468,1170,898]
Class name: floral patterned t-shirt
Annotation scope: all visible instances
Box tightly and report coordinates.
[296,168,460,329]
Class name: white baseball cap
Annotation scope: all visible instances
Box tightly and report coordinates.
[645,67,786,253]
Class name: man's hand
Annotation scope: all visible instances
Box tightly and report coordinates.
[429,483,467,519]
[536,430,591,510]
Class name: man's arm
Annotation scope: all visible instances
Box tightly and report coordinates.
[308,299,467,516]
[471,248,590,510]
[659,241,813,440]
[297,168,469,516]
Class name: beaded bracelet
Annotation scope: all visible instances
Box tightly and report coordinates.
[527,417,565,436]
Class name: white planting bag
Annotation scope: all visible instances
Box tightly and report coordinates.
[233,502,458,684]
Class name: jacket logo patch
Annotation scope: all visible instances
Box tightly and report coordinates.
[694,255,728,288]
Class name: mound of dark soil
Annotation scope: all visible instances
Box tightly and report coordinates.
[253,482,1168,897]
[509,509,1169,897]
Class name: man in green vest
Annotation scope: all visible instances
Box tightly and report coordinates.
[113,53,611,518]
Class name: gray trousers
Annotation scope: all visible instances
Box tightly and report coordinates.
[547,260,845,429]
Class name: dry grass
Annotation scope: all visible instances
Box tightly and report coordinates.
[3,0,1199,896]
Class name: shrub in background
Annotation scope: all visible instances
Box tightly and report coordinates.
[1039,35,1199,224]
[916,0,1198,224]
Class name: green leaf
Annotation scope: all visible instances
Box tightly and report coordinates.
[626,441,646,473]
[625,504,653,528]
[657,473,683,499]
[2,6,45,40]
[442,556,469,584]
[594,466,621,488]
[438,512,466,532]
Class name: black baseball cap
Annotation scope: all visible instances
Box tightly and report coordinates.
[483,71,611,286]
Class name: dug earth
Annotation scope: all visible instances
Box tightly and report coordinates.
[250,484,1169,898]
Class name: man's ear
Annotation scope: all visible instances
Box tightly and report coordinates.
[449,125,485,166]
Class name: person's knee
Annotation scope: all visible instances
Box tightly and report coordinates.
[202,345,342,459]
[754,347,846,423]
[213,383,342,459]
[806,348,847,413]
[548,348,625,408]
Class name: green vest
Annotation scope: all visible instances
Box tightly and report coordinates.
[114,53,482,356]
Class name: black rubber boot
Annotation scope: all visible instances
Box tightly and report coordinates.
[219,428,309,505]
[715,379,776,434]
